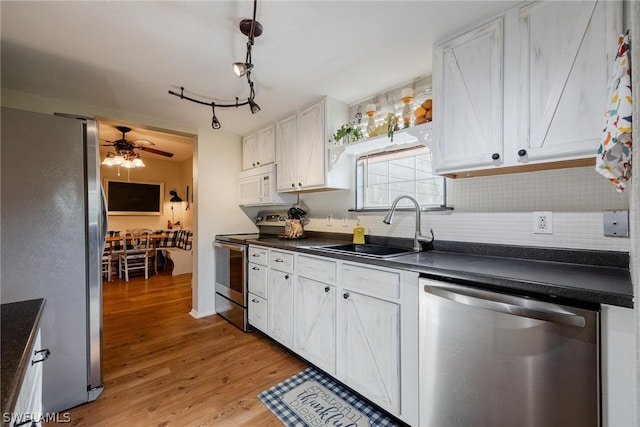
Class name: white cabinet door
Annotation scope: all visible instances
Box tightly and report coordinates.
[248,262,267,298]
[601,304,637,427]
[295,276,336,374]
[267,269,294,347]
[297,99,327,190]
[433,2,621,176]
[248,293,267,332]
[276,113,298,192]
[257,124,276,166]
[434,17,504,174]
[517,0,621,162]
[339,289,400,414]
[242,133,258,170]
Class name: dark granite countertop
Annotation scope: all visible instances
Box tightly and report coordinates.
[246,234,633,308]
[1,298,46,417]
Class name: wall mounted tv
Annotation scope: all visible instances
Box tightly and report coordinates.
[105,180,164,215]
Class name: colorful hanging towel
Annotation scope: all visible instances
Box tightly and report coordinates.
[596,32,632,192]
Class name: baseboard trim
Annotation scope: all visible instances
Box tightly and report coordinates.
[189,308,216,319]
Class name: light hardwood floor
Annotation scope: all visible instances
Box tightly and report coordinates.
[58,271,306,426]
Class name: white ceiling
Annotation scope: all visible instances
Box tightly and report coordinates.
[1,1,519,162]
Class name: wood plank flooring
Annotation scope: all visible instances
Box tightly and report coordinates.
[57,272,306,426]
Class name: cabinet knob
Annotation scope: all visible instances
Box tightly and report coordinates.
[298,182,302,187]
[256,161,260,165]
[275,258,284,263]
[251,298,260,303]
[324,286,330,293]
[252,253,260,257]
[517,149,527,157]
[291,183,295,188]
[491,153,500,160]
[252,266,260,270]
[343,292,349,299]
[252,162,256,167]
[284,274,289,280]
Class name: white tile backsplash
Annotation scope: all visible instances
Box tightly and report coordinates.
[302,166,631,252]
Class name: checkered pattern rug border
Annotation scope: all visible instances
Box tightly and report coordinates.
[258,367,402,427]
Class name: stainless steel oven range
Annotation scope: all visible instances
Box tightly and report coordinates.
[214,233,258,331]
[214,210,289,331]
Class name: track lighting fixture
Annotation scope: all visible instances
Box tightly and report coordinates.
[168,0,262,130]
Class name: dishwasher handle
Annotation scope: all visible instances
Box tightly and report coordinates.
[424,284,586,328]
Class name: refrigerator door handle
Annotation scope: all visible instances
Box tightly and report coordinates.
[100,184,108,252]
[424,284,586,328]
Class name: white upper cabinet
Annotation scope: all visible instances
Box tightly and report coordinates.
[276,97,350,192]
[434,0,621,176]
[517,1,621,162]
[276,113,298,192]
[242,124,276,170]
[433,17,504,173]
[242,133,258,170]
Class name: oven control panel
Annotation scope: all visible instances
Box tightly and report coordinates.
[255,210,287,226]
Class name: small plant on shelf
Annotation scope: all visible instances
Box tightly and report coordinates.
[330,122,364,145]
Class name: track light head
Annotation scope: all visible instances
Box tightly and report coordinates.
[211,103,221,129]
[233,62,253,77]
[248,98,261,114]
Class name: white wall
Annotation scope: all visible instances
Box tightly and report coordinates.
[190,128,257,317]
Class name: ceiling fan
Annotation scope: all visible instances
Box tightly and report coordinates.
[102,126,174,161]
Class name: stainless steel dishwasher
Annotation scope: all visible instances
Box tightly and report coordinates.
[419,278,599,427]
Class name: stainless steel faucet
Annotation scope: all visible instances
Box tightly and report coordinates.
[383,195,434,252]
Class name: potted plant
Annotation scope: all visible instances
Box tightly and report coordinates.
[330,122,364,145]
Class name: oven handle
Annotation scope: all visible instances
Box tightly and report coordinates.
[214,241,246,252]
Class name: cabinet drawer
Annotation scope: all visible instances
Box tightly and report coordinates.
[248,246,268,266]
[269,250,294,272]
[248,293,267,332]
[341,263,400,299]
[248,262,267,298]
[298,255,337,283]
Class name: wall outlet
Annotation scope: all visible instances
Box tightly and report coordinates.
[533,211,553,234]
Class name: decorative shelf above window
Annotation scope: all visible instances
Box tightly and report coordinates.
[329,122,432,166]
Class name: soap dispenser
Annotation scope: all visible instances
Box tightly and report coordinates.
[352,220,365,244]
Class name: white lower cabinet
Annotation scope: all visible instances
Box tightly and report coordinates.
[601,304,637,427]
[246,245,418,426]
[338,287,400,413]
[294,276,336,374]
[13,328,44,427]
[267,255,294,347]
[248,294,267,332]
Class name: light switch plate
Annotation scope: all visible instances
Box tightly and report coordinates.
[603,210,629,237]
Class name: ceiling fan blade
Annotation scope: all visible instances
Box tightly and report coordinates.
[131,138,155,146]
[138,146,174,157]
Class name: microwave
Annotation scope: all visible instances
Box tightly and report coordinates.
[238,163,298,206]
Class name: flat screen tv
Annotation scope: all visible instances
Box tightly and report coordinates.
[105,179,164,215]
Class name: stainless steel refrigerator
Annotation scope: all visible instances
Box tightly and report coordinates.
[1,107,105,412]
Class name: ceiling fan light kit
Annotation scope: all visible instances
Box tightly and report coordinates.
[102,125,175,174]
[168,0,262,129]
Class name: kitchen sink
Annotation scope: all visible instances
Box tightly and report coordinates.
[311,243,416,259]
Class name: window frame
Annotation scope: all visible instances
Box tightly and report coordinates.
[353,145,449,212]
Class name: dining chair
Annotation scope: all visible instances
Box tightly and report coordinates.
[102,242,112,281]
[118,229,152,281]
